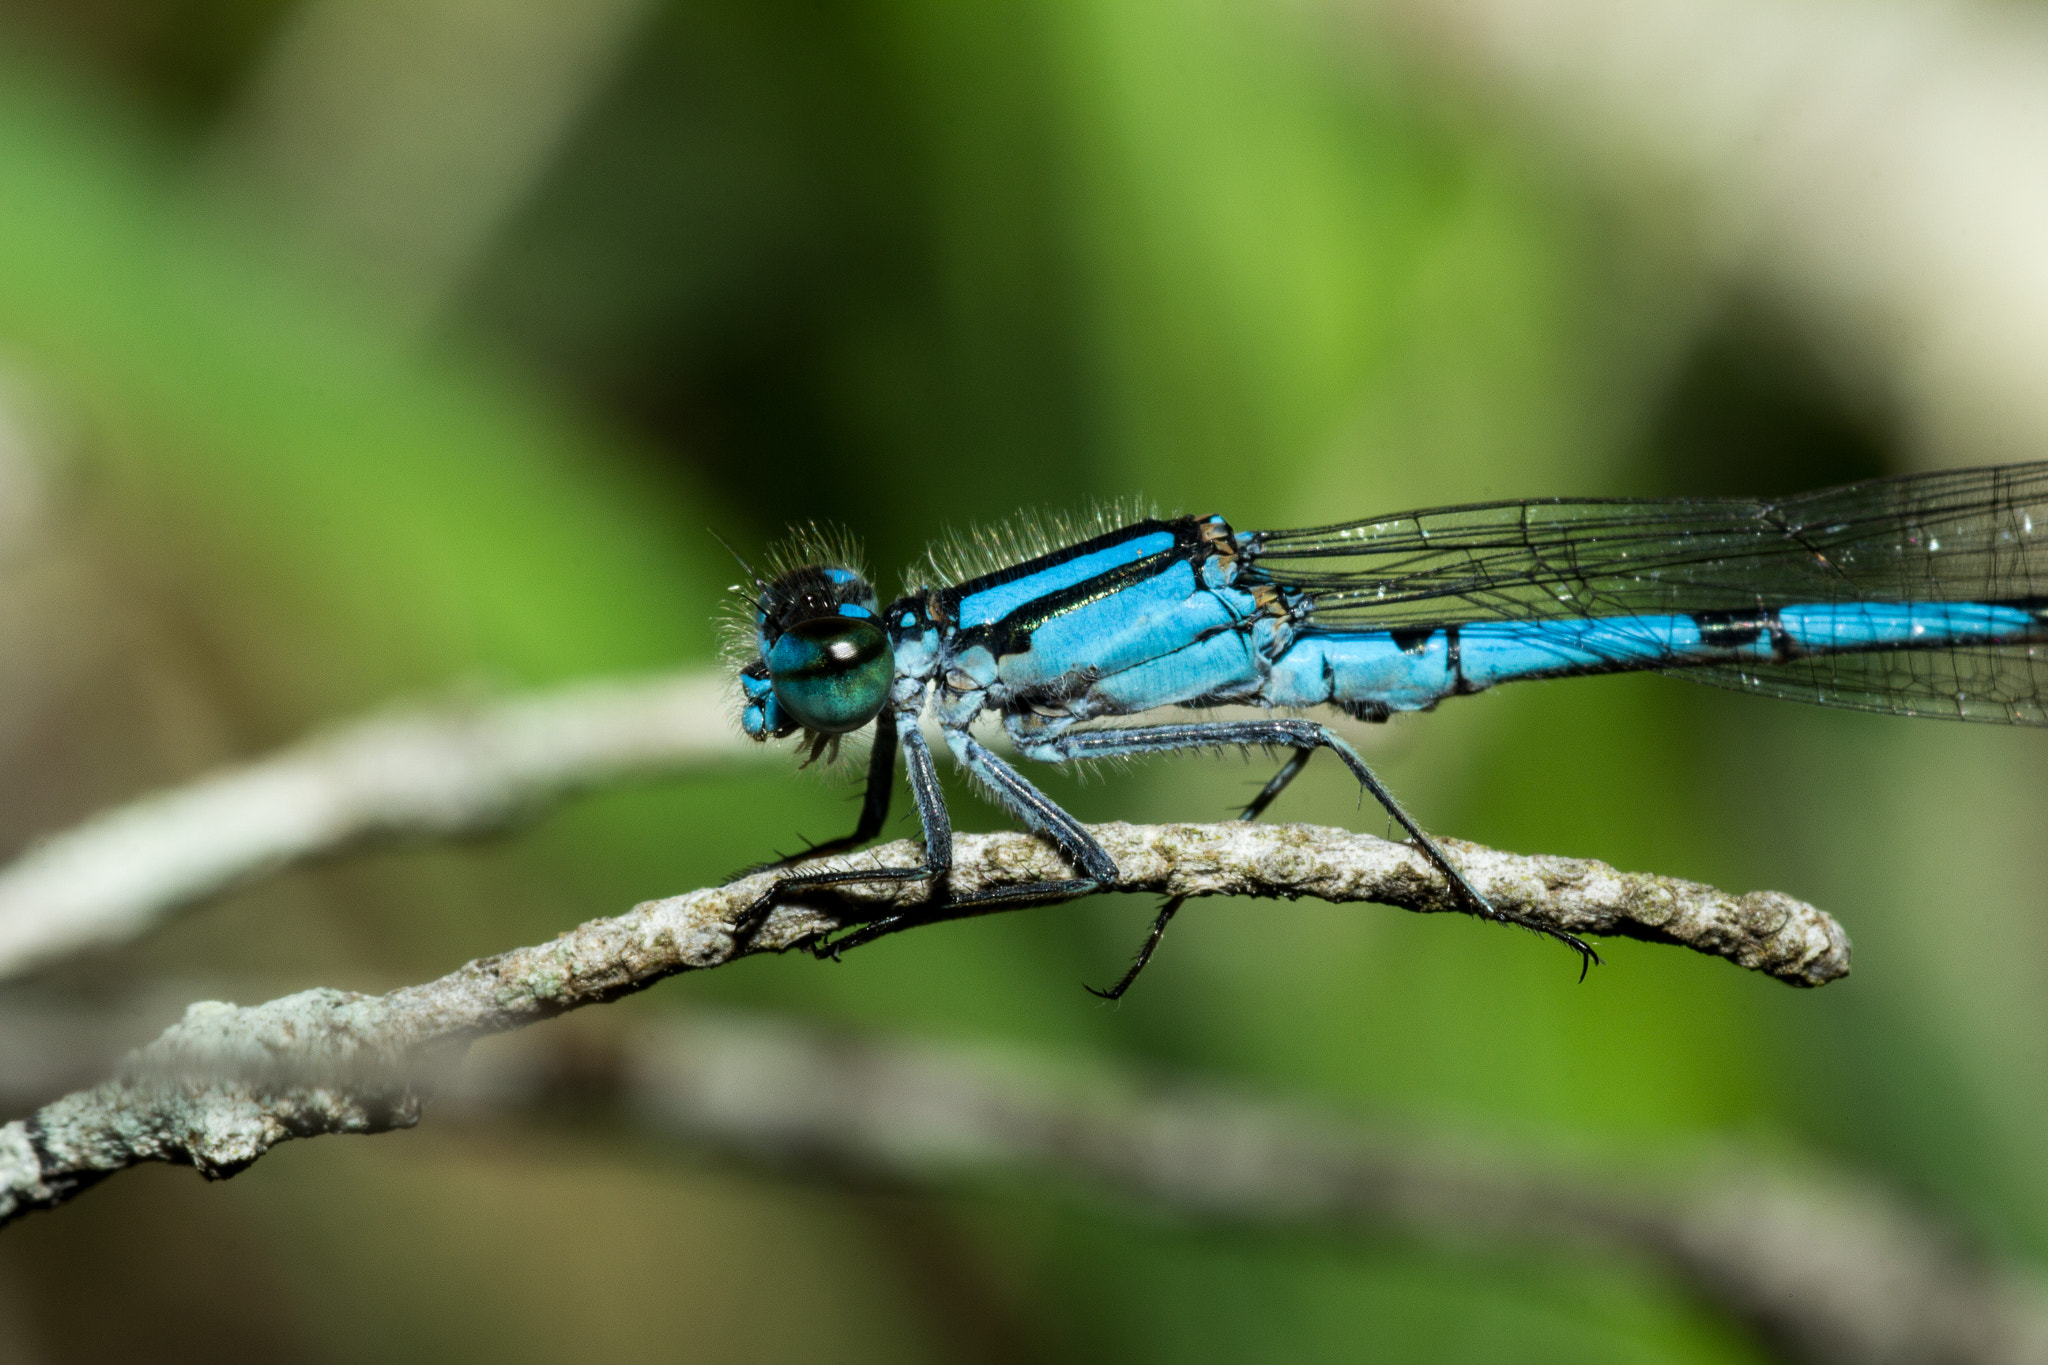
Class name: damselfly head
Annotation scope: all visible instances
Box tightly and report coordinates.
[727,525,891,748]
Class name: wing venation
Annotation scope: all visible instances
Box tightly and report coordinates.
[1241,464,2048,721]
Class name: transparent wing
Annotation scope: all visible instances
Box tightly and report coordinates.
[1241,463,2048,723]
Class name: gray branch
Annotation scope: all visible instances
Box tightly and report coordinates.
[0,820,1845,1226]
[0,669,760,979]
[496,1010,2042,1365]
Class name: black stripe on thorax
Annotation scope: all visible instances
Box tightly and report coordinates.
[942,517,1200,600]
[939,518,1222,656]
[960,548,1193,657]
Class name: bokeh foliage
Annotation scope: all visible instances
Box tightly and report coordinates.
[0,2,2041,1362]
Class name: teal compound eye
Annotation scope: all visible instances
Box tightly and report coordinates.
[766,616,892,734]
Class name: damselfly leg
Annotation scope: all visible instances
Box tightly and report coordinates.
[804,729,1116,956]
[734,721,1114,955]
[1033,720,1599,990]
[1086,745,1315,1001]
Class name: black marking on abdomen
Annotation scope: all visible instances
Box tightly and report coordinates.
[1447,623,1471,695]
[1691,609,1768,650]
[1388,625,1434,654]
[1992,596,2048,627]
[1768,616,1798,661]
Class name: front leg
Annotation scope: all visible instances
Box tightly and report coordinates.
[813,730,1116,956]
[741,709,900,876]
[732,713,944,949]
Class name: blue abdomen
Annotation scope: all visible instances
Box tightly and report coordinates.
[1265,601,2048,713]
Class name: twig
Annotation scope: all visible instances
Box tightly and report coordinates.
[0,821,1845,1226]
[472,1010,2041,1365]
[0,988,2026,1365]
[0,669,756,979]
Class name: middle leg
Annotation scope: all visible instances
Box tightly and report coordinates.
[731,714,944,950]
[734,709,902,882]
[814,730,1117,956]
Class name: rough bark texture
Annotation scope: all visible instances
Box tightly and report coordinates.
[0,820,1845,1226]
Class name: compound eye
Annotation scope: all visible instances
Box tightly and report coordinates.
[766,617,891,734]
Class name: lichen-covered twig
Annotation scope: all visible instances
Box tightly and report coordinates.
[0,821,1846,1227]
[0,669,756,979]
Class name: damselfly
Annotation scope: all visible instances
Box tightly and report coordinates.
[729,463,2048,995]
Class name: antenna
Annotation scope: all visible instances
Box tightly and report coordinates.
[708,529,767,593]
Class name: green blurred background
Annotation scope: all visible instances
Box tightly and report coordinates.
[0,1,2040,1361]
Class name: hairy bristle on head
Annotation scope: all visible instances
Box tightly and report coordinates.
[760,522,871,587]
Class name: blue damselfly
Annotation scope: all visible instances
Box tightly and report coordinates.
[729,463,2048,994]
